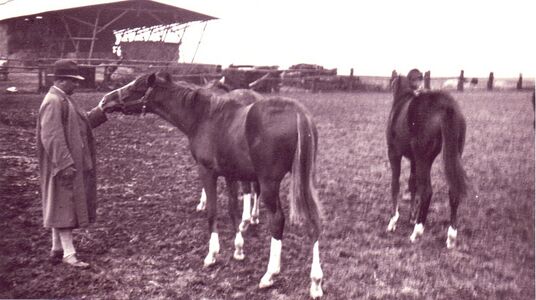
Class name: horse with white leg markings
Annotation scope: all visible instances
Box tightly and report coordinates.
[101,71,324,298]
[194,80,262,232]
[386,74,468,249]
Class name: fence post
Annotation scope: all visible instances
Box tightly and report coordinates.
[457,70,465,91]
[517,73,523,90]
[389,70,397,91]
[37,67,43,93]
[348,68,354,91]
[312,77,319,93]
[424,70,431,90]
[487,72,494,90]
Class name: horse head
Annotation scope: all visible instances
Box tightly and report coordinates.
[100,71,173,115]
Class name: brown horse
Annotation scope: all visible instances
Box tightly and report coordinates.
[195,80,262,231]
[386,75,467,249]
[101,71,324,298]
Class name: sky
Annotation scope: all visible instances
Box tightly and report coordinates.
[1,0,534,78]
[169,0,536,78]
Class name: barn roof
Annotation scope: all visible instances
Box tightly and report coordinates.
[0,0,216,29]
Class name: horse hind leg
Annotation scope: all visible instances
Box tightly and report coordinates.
[250,181,260,224]
[238,182,252,232]
[387,153,402,232]
[226,179,247,260]
[446,190,460,249]
[410,162,433,243]
[310,240,323,299]
[258,180,284,289]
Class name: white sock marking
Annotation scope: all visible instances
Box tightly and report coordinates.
[203,232,220,267]
[234,232,245,260]
[410,223,424,242]
[197,189,207,211]
[251,192,260,224]
[446,226,457,249]
[242,193,252,221]
[259,238,282,288]
[310,241,323,298]
[387,210,400,232]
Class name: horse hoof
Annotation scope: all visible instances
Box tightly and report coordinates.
[250,216,260,225]
[259,274,274,289]
[387,212,399,232]
[203,253,217,267]
[196,203,206,211]
[233,250,245,261]
[310,285,323,299]
[409,223,424,243]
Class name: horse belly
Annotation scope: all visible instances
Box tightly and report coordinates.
[215,109,257,180]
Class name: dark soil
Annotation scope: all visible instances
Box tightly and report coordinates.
[0,90,534,299]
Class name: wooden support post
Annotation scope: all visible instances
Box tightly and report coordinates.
[487,72,494,90]
[457,70,465,92]
[517,73,523,90]
[88,10,101,62]
[424,70,431,90]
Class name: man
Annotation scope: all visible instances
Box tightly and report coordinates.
[37,59,115,268]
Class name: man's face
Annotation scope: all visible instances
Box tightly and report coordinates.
[58,78,80,95]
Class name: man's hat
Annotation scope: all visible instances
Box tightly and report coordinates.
[51,59,85,81]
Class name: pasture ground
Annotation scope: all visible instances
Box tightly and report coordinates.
[0,90,534,299]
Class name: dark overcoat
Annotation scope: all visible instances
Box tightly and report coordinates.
[37,86,107,228]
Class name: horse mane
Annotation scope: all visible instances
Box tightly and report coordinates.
[166,80,244,117]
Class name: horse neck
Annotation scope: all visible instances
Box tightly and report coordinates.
[151,87,207,135]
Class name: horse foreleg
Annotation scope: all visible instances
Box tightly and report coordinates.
[200,170,219,267]
[387,153,402,232]
[259,181,284,289]
[196,188,207,211]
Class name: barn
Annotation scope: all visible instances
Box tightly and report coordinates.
[0,0,215,61]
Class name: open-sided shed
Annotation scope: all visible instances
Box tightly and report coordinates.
[0,0,215,61]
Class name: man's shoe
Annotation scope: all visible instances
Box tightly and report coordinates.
[49,250,63,263]
[62,254,90,268]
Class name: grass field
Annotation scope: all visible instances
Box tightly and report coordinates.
[0,89,534,299]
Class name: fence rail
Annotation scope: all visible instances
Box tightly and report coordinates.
[0,60,533,94]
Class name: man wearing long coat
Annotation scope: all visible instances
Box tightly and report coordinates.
[37,59,112,267]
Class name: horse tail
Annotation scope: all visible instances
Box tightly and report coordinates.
[441,99,468,198]
[289,111,323,235]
